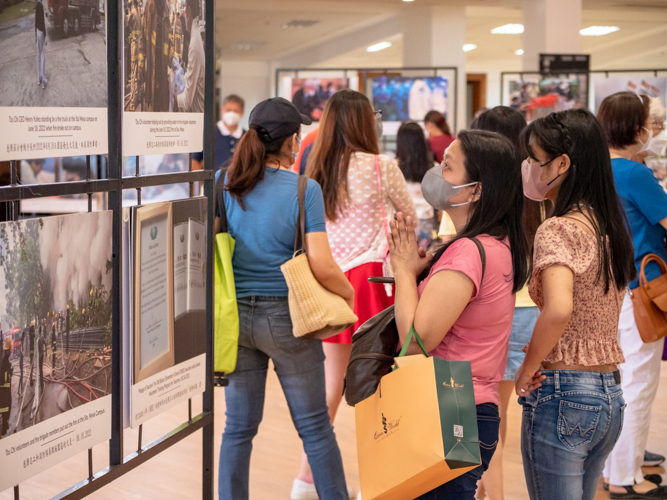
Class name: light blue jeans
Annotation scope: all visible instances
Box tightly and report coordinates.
[520,370,625,500]
[218,296,348,500]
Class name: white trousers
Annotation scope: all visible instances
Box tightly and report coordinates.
[604,292,664,486]
[36,30,46,84]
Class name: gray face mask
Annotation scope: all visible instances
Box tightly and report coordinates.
[421,165,478,210]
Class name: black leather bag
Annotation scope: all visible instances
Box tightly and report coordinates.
[343,305,398,407]
[343,238,486,407]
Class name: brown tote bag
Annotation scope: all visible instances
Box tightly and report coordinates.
[629,253,667,343]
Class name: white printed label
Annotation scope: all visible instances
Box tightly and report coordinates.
[0,107,108,161]
[131,353,205,428]
[122,112,203,156]
[454,424,464,438]
[0,395,111,491]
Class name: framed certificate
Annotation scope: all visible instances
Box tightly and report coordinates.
[134,202,175,383]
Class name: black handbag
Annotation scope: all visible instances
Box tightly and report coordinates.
[343,237,486,407]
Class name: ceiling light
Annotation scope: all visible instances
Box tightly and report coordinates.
[229,41,266,51]
[367,42,392,53]
[403,0,414,2]
[580,26,619,36]
[283,19,320,29]
[491,24,524,35]
[463,44,477,52]
[515,49,524,55]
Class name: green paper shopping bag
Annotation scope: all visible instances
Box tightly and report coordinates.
[355,328,480,500]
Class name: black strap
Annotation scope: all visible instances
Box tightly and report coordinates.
[293,175,308,254]
[215,168,229,233]
[469,237,486,289]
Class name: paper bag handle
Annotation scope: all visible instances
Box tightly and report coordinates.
[398,326,429,358]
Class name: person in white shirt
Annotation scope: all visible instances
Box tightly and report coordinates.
[192,94,245,171]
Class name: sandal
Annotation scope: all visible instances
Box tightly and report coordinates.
[609,485,667,499]
[605,476,664,491]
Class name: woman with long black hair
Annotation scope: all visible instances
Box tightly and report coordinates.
[389,129,529,499]
[515,109,635,500]
[396,121,437,249]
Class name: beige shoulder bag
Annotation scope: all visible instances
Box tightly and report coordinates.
[281,175,358,339]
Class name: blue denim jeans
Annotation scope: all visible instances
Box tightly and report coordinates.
[520,370,625,500]
[218,297,348,500]
[416,403,500,500]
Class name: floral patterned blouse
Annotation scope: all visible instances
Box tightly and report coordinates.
[528,217,625,365]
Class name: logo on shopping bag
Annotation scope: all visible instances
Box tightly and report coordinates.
[443,377,464,389]
[374,413,402,441]
[454,424,464,438]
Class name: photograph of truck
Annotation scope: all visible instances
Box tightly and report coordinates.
[0,0,107,106]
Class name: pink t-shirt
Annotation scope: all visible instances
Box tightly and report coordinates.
[417,235,516,405]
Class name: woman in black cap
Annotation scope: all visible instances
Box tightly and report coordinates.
[217,97,353,500]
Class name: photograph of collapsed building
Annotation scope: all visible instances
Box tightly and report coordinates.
[123,0,205,112]
[0,211,112,439]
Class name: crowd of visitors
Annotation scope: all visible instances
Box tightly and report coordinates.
[215,90,667,500]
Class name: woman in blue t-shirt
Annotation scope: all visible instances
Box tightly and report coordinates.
[598,92,667,499]
[217,97,354,500]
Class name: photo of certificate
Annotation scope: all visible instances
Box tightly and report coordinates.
[134,202,175,383]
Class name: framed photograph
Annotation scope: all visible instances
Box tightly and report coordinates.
[134,202,174,383]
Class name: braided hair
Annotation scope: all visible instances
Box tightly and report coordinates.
[521,109,635,292]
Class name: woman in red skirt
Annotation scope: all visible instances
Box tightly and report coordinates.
[290,90,417,500]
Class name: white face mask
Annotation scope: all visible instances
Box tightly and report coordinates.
[648,130,667,157]
[638,126,654,154]
[222,111,241,127]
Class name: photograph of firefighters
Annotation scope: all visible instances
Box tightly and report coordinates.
[0,0,106,106]
[123,0,204,112]
[0,211,112,440]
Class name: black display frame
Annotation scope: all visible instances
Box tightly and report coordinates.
[2,0,216,495]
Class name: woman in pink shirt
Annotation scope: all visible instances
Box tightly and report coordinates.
[389,130,529,499]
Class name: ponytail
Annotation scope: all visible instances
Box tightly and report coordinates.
[226,128,292,208]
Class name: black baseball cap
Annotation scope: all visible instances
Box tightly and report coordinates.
[248,97,312,143]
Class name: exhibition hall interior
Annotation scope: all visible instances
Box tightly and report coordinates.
[1,0,667,499]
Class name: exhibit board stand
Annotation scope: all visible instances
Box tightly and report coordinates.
[500,68,667,117]
[0,0,216,494]
[275,66,460,139]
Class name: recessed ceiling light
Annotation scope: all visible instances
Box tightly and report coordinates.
[491,24,524,35]
[403,0,414,2]
[515,49,524,55]
[580,26,619,36]
[463,44,477,52]
[283,20,320,29]
[229,41,267,51]
[367,42,392,53]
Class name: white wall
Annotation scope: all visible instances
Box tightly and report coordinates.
[218,61,271,129]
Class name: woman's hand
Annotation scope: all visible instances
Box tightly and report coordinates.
[389,212,433,278]
[514,363,546,396]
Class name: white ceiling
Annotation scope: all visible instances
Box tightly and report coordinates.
[215,0,667,70]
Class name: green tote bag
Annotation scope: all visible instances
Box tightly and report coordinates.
[214,174,239,375]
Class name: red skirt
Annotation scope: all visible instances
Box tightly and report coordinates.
[324,261,394,344]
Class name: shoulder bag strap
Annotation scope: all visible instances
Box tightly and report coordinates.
[293,175,308,255]
[469,237,487,289]
[375,155,390,242]
[215,168,229,234]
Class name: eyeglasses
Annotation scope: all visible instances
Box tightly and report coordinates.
[652,121,666,133]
